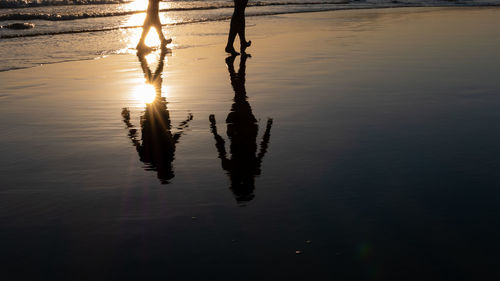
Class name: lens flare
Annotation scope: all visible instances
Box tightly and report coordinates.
[133,83,156,105]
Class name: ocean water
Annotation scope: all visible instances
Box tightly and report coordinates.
[1,0,499,71]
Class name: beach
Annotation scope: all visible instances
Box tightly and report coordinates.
[2,6,500,280]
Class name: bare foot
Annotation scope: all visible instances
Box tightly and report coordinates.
[225,55,237,67]
[240,40,251,53]
[225,45,240,56]
[162,38,172,46]
[136,43,154,54]
[241,53,251,61]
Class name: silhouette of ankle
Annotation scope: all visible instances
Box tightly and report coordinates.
[225,45,240,55]
[240,40,251,53]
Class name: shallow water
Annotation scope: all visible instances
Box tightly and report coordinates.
[1,0,500,71]
[1,7,500,281]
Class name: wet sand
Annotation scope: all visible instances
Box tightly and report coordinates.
[1,7,500,280]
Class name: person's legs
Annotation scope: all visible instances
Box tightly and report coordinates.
[238,19,251,53]
[152,19,171,45]
[154,21,165,41]
[137,21,152,49]
[235,0,250,53]
[137,13,172,50]
[225,10,239,55]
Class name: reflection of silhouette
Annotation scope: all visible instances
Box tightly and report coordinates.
[209,54,272,203]
[225,0,251,55]
[122,48,192,184]
[137,0,171,51]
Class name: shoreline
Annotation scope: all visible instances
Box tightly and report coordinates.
[1,6,500,72]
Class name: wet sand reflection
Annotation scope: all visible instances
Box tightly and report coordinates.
[122,48,192,184]
[210,54,273,203]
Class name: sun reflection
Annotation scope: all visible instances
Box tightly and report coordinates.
[133,83,156,105]
[130,51,170,106]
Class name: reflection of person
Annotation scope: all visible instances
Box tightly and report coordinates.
[225,0,251,55]
[137,0,172,51]
[122,48,192,184]
[209,54,272,203]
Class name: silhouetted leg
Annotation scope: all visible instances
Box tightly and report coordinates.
[239,26,251,53]
[225,55,237,76]
[226,0,250,55]
[137,22,152,49]
[235,0,250,53]
[239,53,250,73]
[137,51,153,80]
[225,15,239,55]
[153,20,172,46]
[154,21,165,42]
